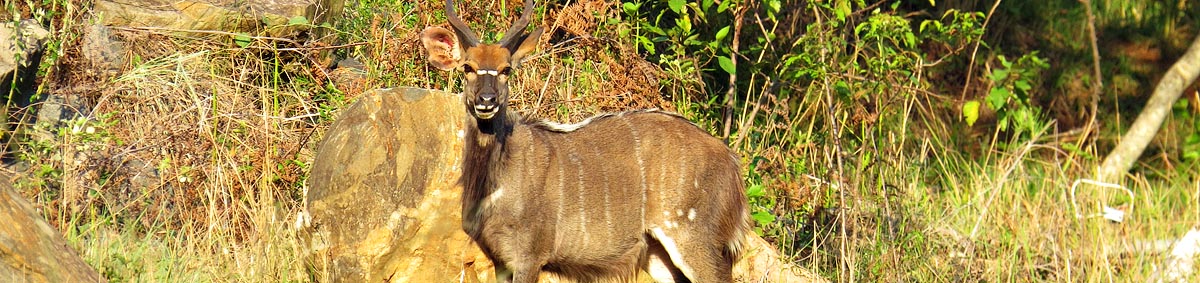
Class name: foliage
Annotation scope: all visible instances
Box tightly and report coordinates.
[977,52,1050,136]
[1175,99,1200,162]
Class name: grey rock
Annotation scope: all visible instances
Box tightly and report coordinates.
[1,20,50,148]
[1,20,49,108]
[34,93,90,130]
[81,25,126,73]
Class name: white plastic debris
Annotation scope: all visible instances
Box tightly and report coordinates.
[1101,206,1126,223]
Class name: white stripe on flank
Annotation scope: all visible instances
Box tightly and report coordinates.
[533,109,666,133]
[570,150,587,243]
[619,116,648,224]
[535,115,604,132]
[556,139,566,238]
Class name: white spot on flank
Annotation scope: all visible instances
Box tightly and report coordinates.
[676,210,684,217]
[487,188,505,204]
[687,209,696,221]
[650,228,695,279]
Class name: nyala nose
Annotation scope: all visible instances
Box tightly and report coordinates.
[480,93,496,103]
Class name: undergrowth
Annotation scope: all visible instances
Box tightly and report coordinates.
[3,0,1199,282]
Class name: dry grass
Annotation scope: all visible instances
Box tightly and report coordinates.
[12,29,321,281]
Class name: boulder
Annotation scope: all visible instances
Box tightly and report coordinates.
[303,87,487,282]
[0,177,106,282]
[301,87,827,282]
[1,19,49,107]
[1,19,50,146]
[93,0,343,36]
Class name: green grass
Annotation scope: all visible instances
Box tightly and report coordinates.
[4,0,1200,282]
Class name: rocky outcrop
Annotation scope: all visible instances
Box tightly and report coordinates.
[1,19,49,112]
[1,19,50,148]
[93,0,343,36]
[302,87,828,282]
[0,177,106,282]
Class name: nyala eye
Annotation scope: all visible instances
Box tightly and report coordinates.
[500,67,512,76]
[462,64,476,73]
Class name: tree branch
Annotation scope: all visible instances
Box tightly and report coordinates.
[1097,31,1200,182]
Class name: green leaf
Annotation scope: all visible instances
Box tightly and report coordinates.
[234,33,252,48]
[717,0,732,13]
[987,87,1010,110]
[834,80,851,97]
[668,0,685,14]
[718,55,735,75]
[834,0,851,21]
[767,0,781,14]
[989,68,1009,82]
[962,100,981,126]
[1184,150,1199,161]
[1014,79,1031,92]
[676,17,692,34]
[746,184,765,197]
[751,211,775,226]
[287,16,309,25]
[645,26,666,36]
[715,26,730,41]
[623,2,640,15]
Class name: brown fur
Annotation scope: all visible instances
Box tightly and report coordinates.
[424,0,751,282]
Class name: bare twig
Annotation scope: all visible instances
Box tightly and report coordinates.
[958,0,1003,99]
[722,5,748,140]
[1081,0,1103,118]
[1078,0,1104,160]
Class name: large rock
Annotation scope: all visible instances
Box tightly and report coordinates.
[93,0,343,36]
[303,87,488,282]
[301,87,827,282]
[1,19,49,107]
[0,177,106,282]
[1,19,50,147]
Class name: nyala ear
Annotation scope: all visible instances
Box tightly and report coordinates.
[508,26,544,68]
[421,27,463,71]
